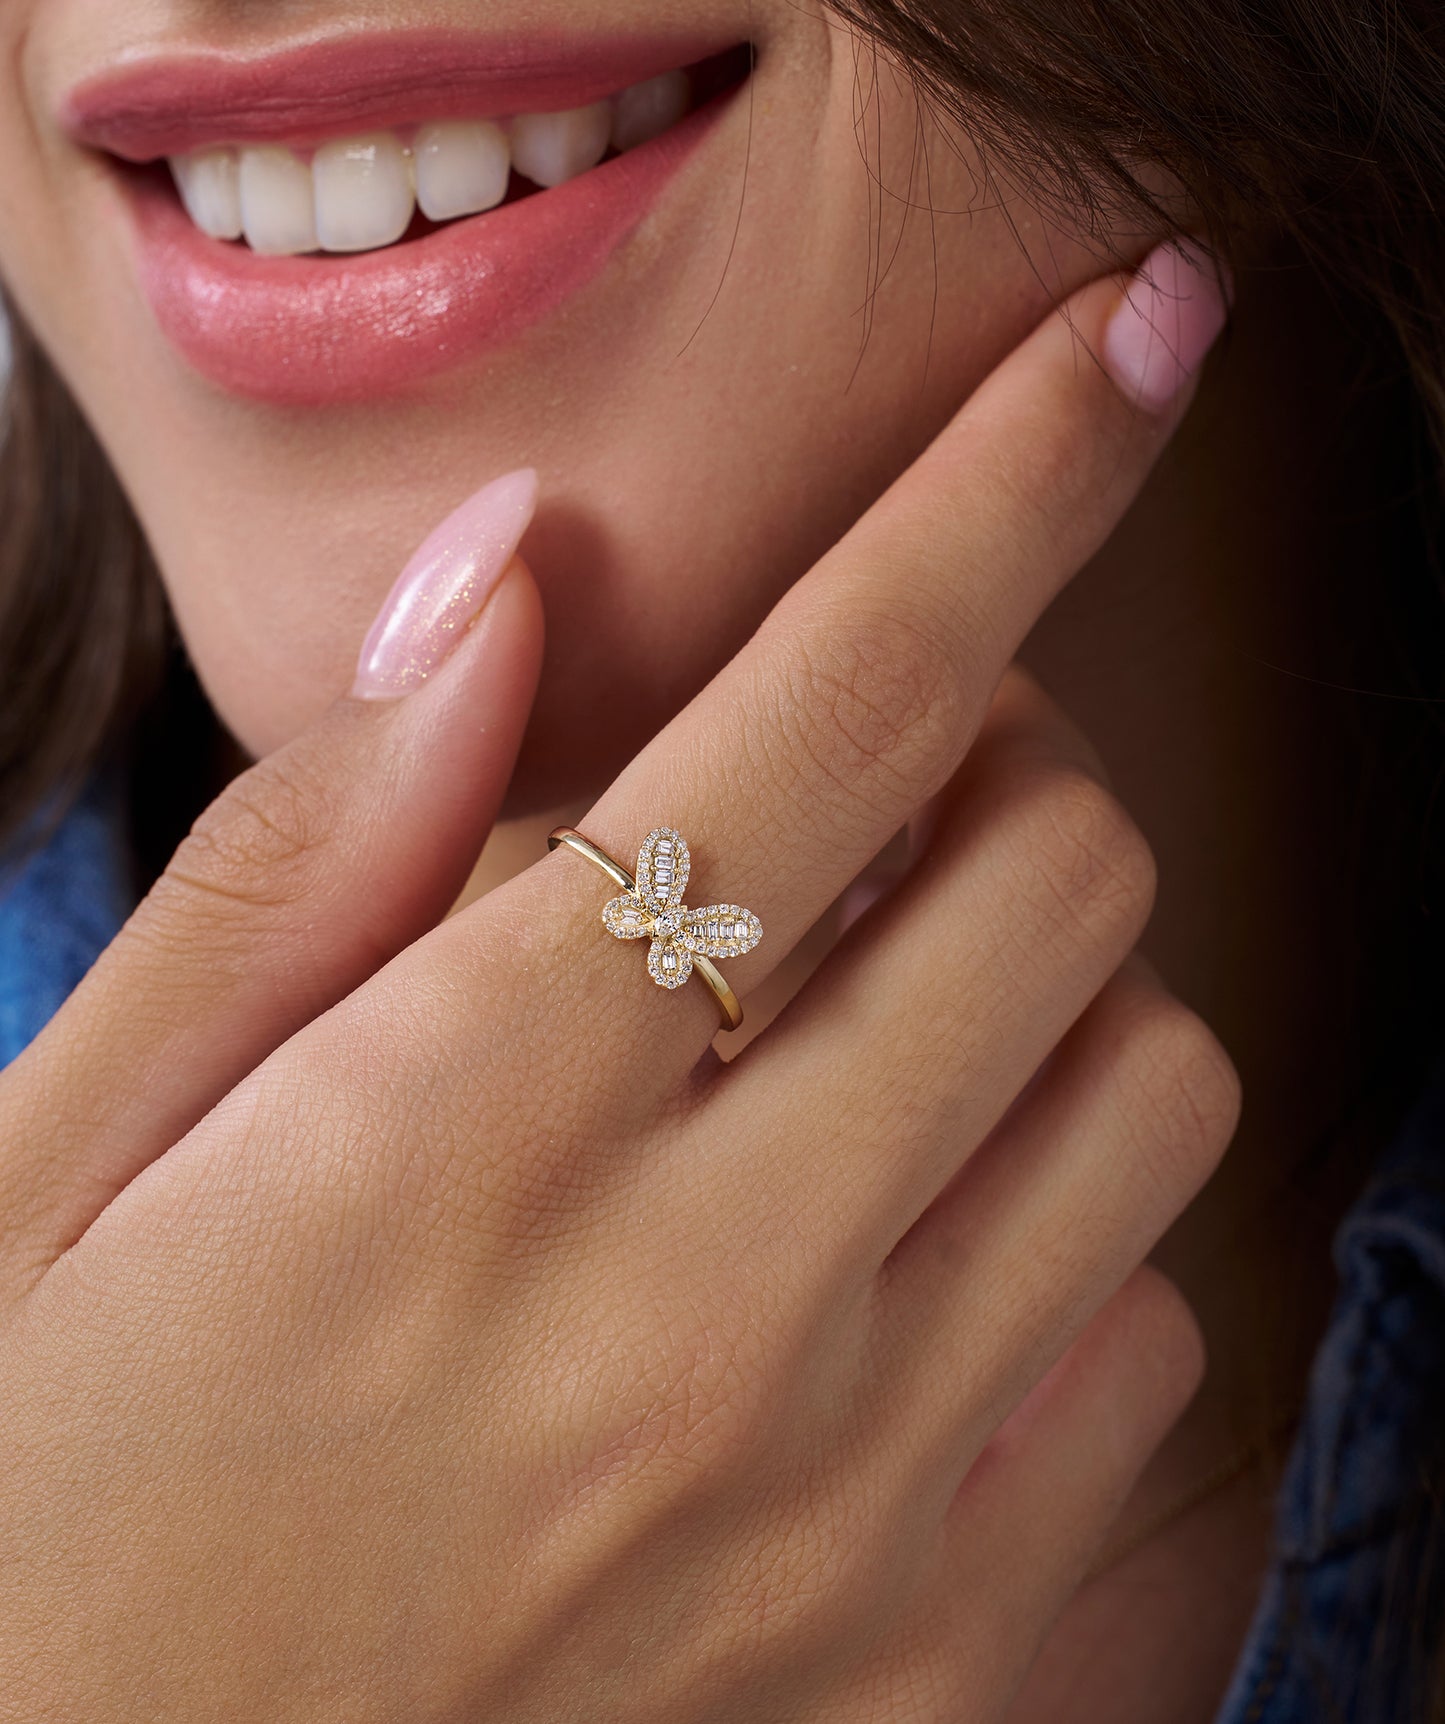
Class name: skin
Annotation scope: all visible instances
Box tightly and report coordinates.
[0,1,1403,1719]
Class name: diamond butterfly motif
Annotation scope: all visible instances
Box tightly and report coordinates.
[602,827,764,991]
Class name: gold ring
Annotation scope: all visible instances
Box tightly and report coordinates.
[547,826,763,1033]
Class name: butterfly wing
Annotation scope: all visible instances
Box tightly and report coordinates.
[602,893,652,940]
[635,827,691,913]
[647,937,694,990]
[684,905,763,960]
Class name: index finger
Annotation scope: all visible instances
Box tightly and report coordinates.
[477,240,1226,1062]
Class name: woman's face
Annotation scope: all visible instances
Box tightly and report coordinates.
[0,1,1119,813]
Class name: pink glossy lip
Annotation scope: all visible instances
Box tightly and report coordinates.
[61,33,744,406]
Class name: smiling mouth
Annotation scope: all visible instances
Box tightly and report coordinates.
[126,45,750,261]
[59,33,754,404]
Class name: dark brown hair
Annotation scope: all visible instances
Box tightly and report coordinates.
[832,0,1445,452]
[0,307,170,858]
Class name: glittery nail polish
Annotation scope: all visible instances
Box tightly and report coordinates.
[351,467,539,700]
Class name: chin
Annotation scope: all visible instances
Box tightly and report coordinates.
[498,632,717,818]
[500,693,663,820]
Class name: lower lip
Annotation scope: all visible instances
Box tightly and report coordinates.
[120,95,728,407]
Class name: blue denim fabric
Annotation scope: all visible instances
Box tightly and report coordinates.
[2,782,1443,1717]
[1216,1065,1445,1722]
[0,771,134,1068]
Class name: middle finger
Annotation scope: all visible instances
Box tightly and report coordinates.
[705,669,1156,1265]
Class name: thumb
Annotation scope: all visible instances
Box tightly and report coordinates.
[0,468,545,1283]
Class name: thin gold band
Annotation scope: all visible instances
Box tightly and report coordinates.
[547,826,745,1032]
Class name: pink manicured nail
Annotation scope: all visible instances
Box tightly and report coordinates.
[351,467,539,700]
[1102,239,1229,413]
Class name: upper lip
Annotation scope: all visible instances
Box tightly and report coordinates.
[60,28,738,162]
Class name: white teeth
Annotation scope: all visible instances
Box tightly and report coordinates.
[312,131,415,253]
[238,145,317,256]
[170,75,697,255]
[413,120,511,221]
[170,148,243,240]
[611,70,691,154]
[509,102,612,189]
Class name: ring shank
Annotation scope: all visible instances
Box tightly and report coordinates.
[548,827,745,1033]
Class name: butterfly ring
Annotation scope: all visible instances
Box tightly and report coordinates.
[547,826,764,1033]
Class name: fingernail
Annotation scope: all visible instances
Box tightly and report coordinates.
[351,467,539,701]
[1102,239,1229,413]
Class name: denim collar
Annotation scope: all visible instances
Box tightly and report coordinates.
[2,779,1443,1717]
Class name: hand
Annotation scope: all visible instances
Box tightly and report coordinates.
[0,249,1236,1722]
